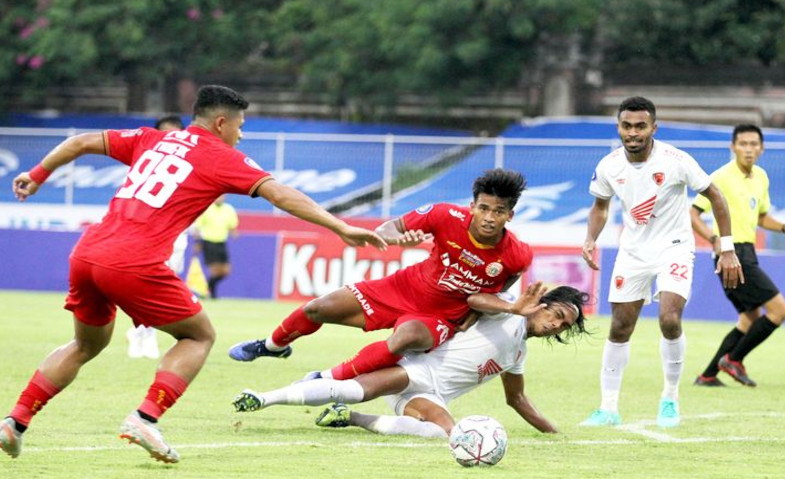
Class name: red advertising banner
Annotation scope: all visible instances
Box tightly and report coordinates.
[276,233,599,314]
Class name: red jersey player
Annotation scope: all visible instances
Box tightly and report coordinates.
[1,85,385,463]
[229,169,534,382]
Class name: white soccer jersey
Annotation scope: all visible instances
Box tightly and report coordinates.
[393,311,527,407]
[590,140,711,262]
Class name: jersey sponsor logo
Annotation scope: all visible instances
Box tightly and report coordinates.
[477,358,503,383]
[449,208,466,221]
[652,172,665,186]
[415,204,433,214]
[615,275,624,289]
[630,195,657,225]
[459,249,485,267]
[616,178,626,184]
[244,157,263,171]
[348,283,375,315]
[485,262,503,277]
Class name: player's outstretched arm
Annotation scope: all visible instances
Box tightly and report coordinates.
[374,218,433,247]
[256,180,387,250]
[700,184,744,288]
[690,206,721,255]
[500,372,557,433]
[582,197,610,270]
[13,132,105,201]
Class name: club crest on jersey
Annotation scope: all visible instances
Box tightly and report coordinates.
[615,275,625,289]
[750,197,757,209]
[485,262,503,277]
[652,172,665,186]
[415,204,433,214]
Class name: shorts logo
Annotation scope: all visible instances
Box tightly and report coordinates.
[485,262,503,277]
[415,204,433,214]
[615,275,625,289]
[652,172,665,186]
[348,284,375,315]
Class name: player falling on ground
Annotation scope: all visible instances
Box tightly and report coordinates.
[579,96,743,428]
[0,85,385,463]
[229,169,534,381]
[233,283,588,437]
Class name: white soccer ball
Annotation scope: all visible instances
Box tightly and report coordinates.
[448,415,508,467]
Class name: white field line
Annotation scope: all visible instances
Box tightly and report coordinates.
[20,411,785,454]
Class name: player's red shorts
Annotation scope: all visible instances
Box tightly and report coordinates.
[348,279,461,350]
[64,256,202,327]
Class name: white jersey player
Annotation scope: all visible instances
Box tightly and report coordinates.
[232,283,589,438]
[580,96,743,429]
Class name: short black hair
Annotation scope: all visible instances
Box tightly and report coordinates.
[193,85,249,118]
[541,286,590,344]
[617,96,656,122]
[472,168,526,210]
[155,115,184,130]
[732,124,763,144]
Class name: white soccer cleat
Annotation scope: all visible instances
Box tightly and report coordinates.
[126,327,144,359]
[141,327,160,359]
[0,417,23,458]
[119,411,180,463]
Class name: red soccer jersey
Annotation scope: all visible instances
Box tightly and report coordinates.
[71,126,270,271]
[392,202,533,319]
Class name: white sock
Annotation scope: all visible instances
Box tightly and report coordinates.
[600,339,630,413]
[265,337,285,351]
[350,412,447,438]
[319,369,333,379]
[260,379,365,407]
[660,334,686,401]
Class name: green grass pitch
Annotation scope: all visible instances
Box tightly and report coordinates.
[1,290,783,478]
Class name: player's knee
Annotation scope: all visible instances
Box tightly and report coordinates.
[388,322,432,353]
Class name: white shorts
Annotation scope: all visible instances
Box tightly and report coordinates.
[608,247,695,305]
[384,356,450,416]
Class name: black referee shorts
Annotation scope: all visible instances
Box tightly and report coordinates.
[202,240,229,265]
[714,243,779,313]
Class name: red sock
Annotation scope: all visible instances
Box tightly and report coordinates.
[271,306,322,346]
[10,370,61,427]
[331,341,402,380]
[138,371,189,420]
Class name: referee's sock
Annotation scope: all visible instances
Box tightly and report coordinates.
[729,315,778,363]
[702,327,744,378]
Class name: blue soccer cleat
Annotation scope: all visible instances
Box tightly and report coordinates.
[228,339,292,362]
[657,398,680,428]
[579,409,621,427]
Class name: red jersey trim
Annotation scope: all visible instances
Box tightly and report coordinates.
[249,176,274,197]
[102,131,111,157]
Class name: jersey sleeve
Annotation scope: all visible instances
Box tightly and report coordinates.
[691,170,714,212]
[104,128,150,166]
[588,161,613,199]
[759,168,771,215]
[681,154,711,193]
[212,150,272,196]
[400,203,444,233]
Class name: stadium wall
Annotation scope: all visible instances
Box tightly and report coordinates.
[3,229,782,322]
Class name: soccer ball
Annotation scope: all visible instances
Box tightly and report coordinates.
[448,415,508,467]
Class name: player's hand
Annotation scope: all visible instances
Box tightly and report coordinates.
[455,310,480,332]
[582,239,600,270]
[716,250,744,289]
[338,225,388,251]
[395,229,433,247]
[510,281,548,316]
[12,172,41,201]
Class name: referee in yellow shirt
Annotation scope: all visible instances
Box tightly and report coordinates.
[195,195,239,299]
[692,124,785,387]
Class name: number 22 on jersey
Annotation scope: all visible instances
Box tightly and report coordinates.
[116,150,193,207]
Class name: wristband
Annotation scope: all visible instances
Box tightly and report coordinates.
[719,236,734,253]
[29,163,52,184]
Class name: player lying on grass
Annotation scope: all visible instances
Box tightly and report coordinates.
[232,282,588,437]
